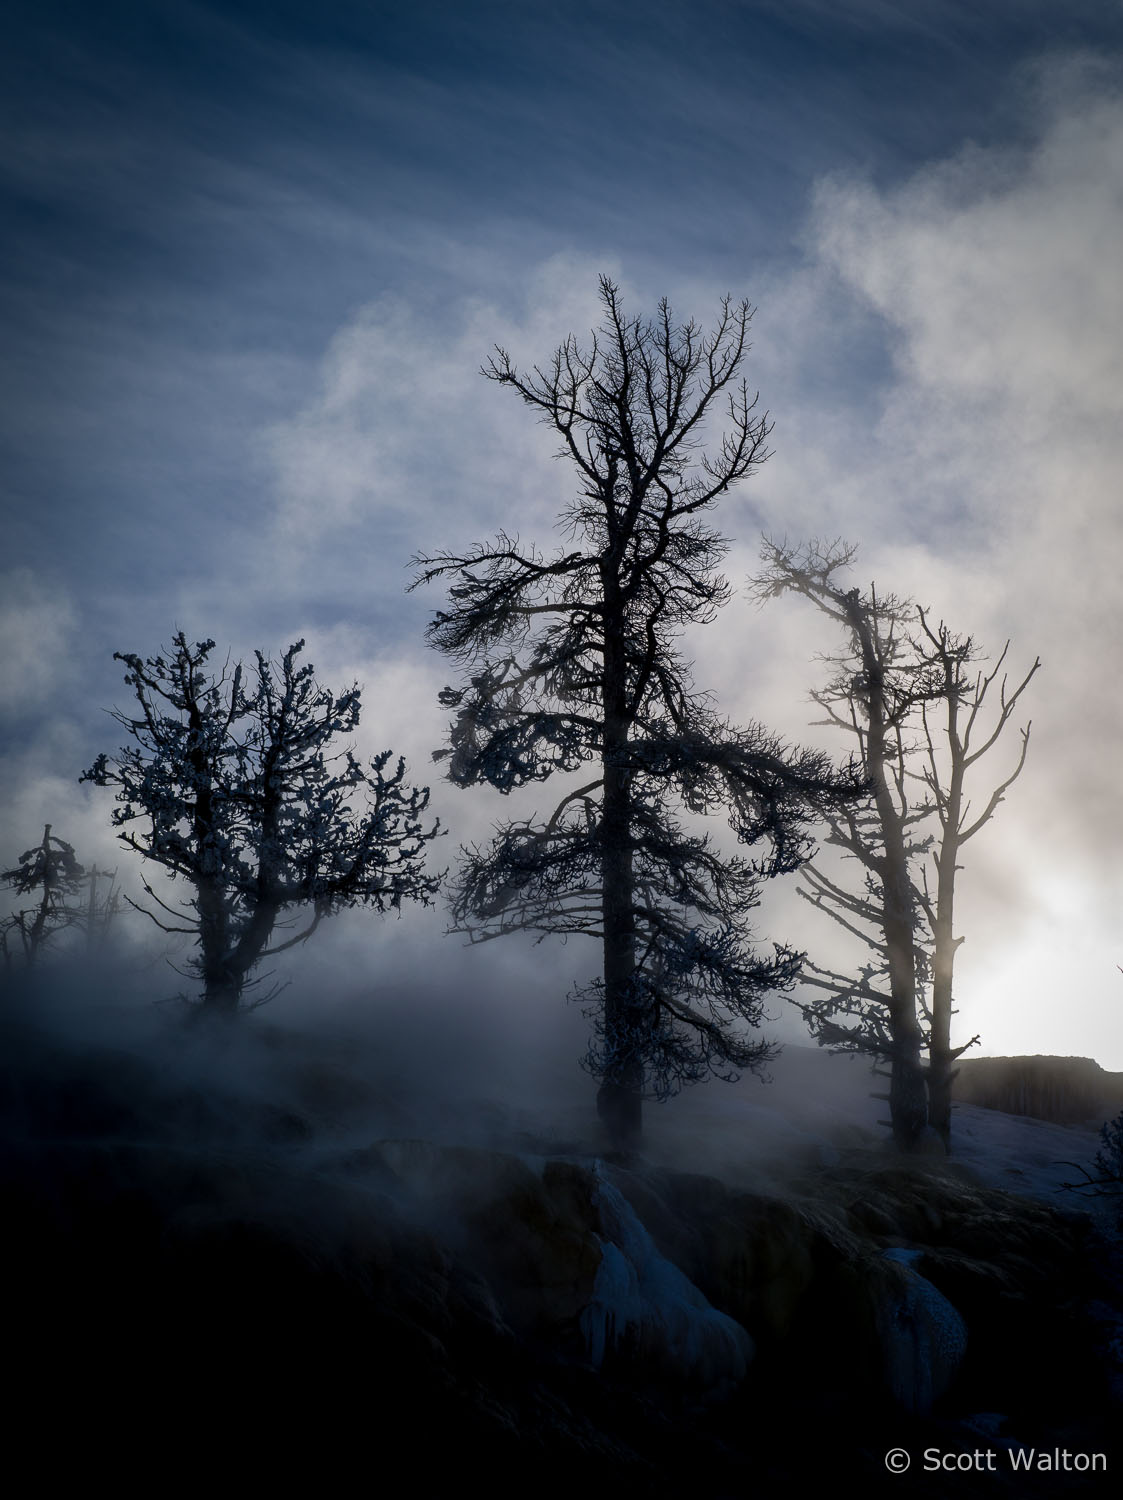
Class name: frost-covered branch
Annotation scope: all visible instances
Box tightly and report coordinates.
[82,635,443,1011]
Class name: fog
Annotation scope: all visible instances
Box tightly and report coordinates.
[6,10,1123,1485]
[5,938,1119,1490]
[5,951,1107,1210]
[7,7,1123,1067]
[1,952,888,1174]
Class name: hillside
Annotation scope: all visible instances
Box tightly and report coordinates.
[2,1006,1120,1493]
[954,1054,1123,1127]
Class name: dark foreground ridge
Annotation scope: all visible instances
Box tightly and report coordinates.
[2,1008,1120,1494]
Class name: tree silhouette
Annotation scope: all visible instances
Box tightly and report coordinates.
[1,824,118,968]
[911,610,1039,1143]
[82,634,441,1012]
[754,539,1037,1150]
[413,279,864,1147]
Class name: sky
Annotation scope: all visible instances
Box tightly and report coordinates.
[2,0,1122,1074]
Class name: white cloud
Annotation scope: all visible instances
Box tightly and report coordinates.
[737,64,1123,1065]
[801,65,1123,843]
[254,82,1123,1066]
[265,253,626,549]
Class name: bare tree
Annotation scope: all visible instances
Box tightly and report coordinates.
[82,863,123,955]
[82,634,442,1012]
[912,611,1039,1144]
[754,541,939,1148]
[413,280,864,1149]
[2,824,91,967]
[754,539,1038,1150]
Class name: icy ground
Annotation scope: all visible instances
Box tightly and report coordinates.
[443,1040,1118,1232]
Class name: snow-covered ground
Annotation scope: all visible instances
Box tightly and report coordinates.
[493,1042,1120,1232]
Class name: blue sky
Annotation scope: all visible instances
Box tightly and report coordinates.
[4,0,1122,1071]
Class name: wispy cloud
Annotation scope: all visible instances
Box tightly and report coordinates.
[729,60,1123,1061]
[6,3,1122,1063]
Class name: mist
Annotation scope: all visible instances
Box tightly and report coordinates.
[5,2,1123,1487]
[5,957,1119,1490]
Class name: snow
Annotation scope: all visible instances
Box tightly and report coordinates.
[580,1165,754,1387]
[949,1102,1115,1229]
[882,1246,970,1414]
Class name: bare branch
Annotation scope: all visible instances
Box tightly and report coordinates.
[83,638,443,1011]
[751,539,1037,1151]
[415,285,862,1142]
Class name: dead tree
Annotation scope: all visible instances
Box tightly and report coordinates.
[414,280,864,1149]
[753,539,1037,1151]
[82,635,442,1012]
[2,824,87,967]
[82,863,122,955]
[912,611,1039,1144]
[754,541,940,1149]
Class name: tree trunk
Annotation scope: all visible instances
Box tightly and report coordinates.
[883,867,929,1151]
[845,599,929,1151]
[926,1066,954,1150]
[927,835,962,1149]
[598,581,642,1151]
[927,906,958,1147]
[201,970,242,1013]
[27,824,54,963]
[86,865,99,956]
[926,680,966,1149]
[189,715,242,1013]
[196,867,238,1013]
[888,1031,929,1150]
